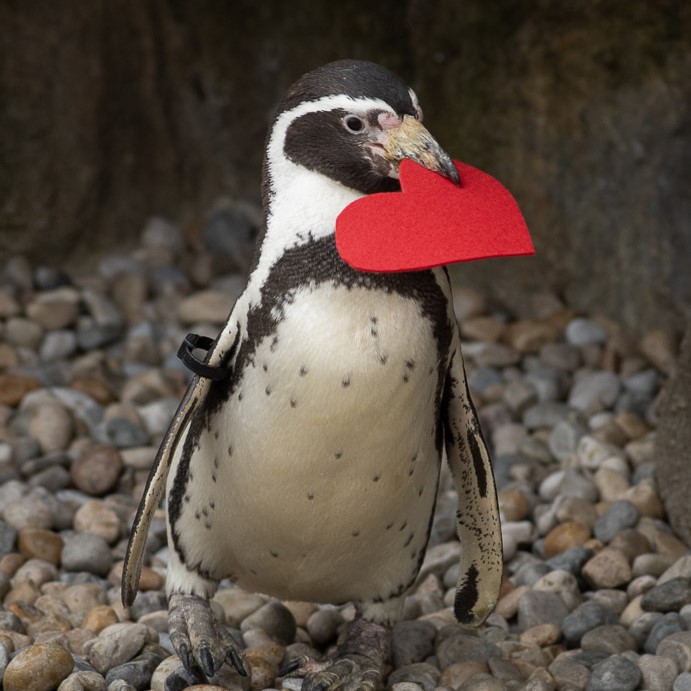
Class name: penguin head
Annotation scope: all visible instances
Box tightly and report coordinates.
[266,60,459,196]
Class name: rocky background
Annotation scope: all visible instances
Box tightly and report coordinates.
[1,0,689,333]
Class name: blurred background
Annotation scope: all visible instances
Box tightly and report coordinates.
[1,0,689,332]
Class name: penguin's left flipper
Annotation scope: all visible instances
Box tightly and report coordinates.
[443,340,503,625]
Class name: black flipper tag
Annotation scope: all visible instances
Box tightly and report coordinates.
[177,333,230,381]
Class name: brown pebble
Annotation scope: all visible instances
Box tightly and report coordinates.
[17,529,63,565]
[620,480,664,519]
[495,585,530,620]
[520,623,562,648]
[505,320,559,353]
[0,553,26,577]
[543,521,591,558]
[498,489,532,522]
[64,627,96,655]
[609,529,652,563]
[0,374,41,406]
[4,581,40,606]
[73,500,121,544]
[82,605,119,633]
[70,444,124,496]
[71,377,115,405]
[439,660,489,688]
[3,641,74,691]
[582,547,632,589]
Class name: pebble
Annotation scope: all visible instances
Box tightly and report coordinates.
[61,534,113,576]
[543,521,591,557]
[637,653,679,691]
[387,662,440,690]
[582,548,632,589]
[585,654,641,691]
[593,501,640,543]
[561,601,619,647]
[517,590,570,630]
[241,601,296,646]
[391,620,436,668]
[3,641,74,691]
[17,528,63,565]
[88,622,150,675]
[70,445,124,496]
[569,371,621,413]
[641,577,691,613]
[566,318,608,346]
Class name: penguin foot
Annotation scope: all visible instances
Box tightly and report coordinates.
[168,593,247,681]
[282,618,390,691]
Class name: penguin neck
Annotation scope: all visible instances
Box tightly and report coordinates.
[250,155,363,295]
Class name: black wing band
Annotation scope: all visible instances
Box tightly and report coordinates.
[177,333,230,381]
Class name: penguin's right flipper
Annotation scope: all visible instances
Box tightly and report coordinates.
[121,320,240,608]
[121,375,208,607]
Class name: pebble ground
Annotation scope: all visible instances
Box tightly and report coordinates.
[0,210,689,691]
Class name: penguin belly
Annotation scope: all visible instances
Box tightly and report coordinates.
[173,283,445,604]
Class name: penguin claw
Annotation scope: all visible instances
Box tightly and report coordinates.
[278,657,302,677]
[168,593,247,682]
[200,646,215,677]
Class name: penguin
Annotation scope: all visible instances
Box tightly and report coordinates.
[122,59,503,690]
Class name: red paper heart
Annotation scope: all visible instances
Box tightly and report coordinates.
[335,159,534,272]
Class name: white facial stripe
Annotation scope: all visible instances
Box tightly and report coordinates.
[266,94,395,172]
[408,88,423,121]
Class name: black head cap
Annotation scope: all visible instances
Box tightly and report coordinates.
[277,60,417,117]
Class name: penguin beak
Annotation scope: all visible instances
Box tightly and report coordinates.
[378,115,460,186]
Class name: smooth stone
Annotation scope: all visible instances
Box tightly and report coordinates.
[593,467,630,502]
[628,611,664,646]
[3,641,74,691]
[581,624,637,655]
[609,529,652,563]
[3,494,54,531]
[549,420,588,462]
[178,291,232,325]
[637,653,678,691]
[590,588,629,615]
[576,435,626,469]
[674,673,691,691]
[83,606,120,634]
[546,545,594,576]
[62,534,113,577]
[94,418,149,449]
[0,522,18,556]
[642,578,691,613]
[305,608,343,647]
[566,318,607,346]
[389,620,436,669]
[0,374,41,406]
[540,342,582,371]
[28,400,74,453]
[388,662,440,691]
[436,632,501,668]
[582,548,632,589]
[645,613,686,654]
[593,501,640,543]
[498,489,532,522]
[128,591,168,621]
[543,521,591,557]
[621,480,664,519]
[40,330,79,361]
[561,601,619,648]
[462,316,505,343]
[569,371,621,413]
[88,623,150,675]
[71,445,124,496]
[533,570,581,611]
[555,496,598,529]
[5,317,44,349]
[17,528,63,565]
[585,654,641,691]
[58,670,108,690]
[523,402,571,430]
[659,556,691,585]
[105,648,165,691]
[240,601,296,646]
[517,590,569,631]
[438,661,489,688]
[519,623,562,647]
[511,561,551,588]
[456,673,505,691]
[549,655,591,689]
[73,501,122,544]
[656,631,691,672]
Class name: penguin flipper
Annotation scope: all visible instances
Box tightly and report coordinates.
[121,375,210,607]
[443,341,503,625]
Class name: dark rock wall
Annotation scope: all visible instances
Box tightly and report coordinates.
[1,0,689,331]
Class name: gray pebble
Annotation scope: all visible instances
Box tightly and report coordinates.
[58,671,108,690]
[129,591,168,621]
[641,577,691,613]
[637,653,678,691]
[61,534,114,576]
[305,608,343,647]
[95,418,149,449]
[629,612,664,646]
[522,402,571,430]
[391,620,436,668]
[141,216,184,253]
[388,662,440,691]
[569,371,621,413]
[104,648,165,691]
[0,520,18,555]
[549,420,588,462]
[467,367,503,398]
[594,501,640,543]
[644,613,686,654]
[240,600,296,646]
[107,681,137,691]
[566,318,608,346]
[585,654,641,691]
[517,590,569,630]
[581,625,637,655]
[40,330,78,362]
[674,673,691,691]
[540,342,582,371]
[624,369,659,396]
[562,601,619,647]
[546,546,594,575]
[511,561,551,587]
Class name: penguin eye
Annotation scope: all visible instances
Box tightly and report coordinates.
[344,115,365,133]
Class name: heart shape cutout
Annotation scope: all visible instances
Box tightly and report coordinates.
[335,159,534,272]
